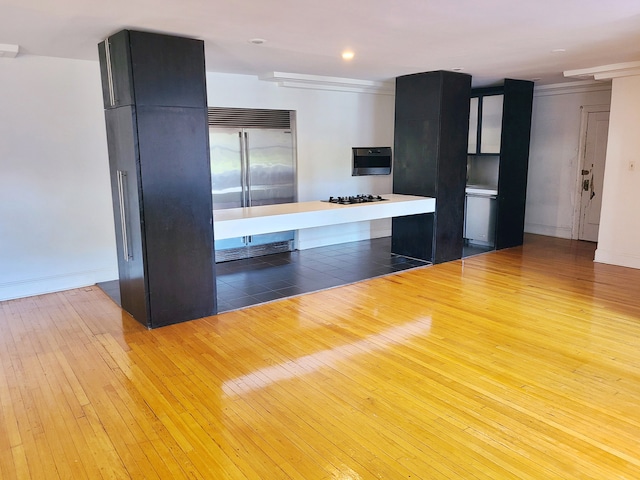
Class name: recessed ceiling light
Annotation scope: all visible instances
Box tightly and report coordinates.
[531,77,542,81]
[342,51,355,61]
[551,48,566,53]
[249,38,266,45]
[451,67,464,72]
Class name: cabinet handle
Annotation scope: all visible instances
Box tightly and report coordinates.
[244,131,253,206]
[116,170,132,262]
[104,38,116,107]
[239,132,247,207]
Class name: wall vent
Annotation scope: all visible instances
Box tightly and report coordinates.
[208,107,291,129]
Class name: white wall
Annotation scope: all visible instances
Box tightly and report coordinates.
[595,75,640,269]
[206,73,395,249]
[0,55,117,301]
[525,83,611,238]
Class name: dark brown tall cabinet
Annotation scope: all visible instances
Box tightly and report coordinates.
[392,71,472,264]
[98,30,216,328]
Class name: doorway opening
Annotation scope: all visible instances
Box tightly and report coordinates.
[573,106,610,242]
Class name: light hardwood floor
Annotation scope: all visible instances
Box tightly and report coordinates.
[1,234,640,479]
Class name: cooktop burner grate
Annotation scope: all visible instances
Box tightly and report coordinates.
[322,194,387,205]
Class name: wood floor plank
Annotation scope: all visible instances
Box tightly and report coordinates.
[218,308,524,478]
[2,234,640,479]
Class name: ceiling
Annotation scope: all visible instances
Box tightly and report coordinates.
[2,0,640,87]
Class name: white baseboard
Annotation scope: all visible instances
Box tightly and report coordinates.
[0,267,118,302]
[524,223,573,239]
[594,248,640,270]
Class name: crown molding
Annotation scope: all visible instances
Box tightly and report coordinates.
[259,72,395,96]
[564,61,640,81]
[533,79,611,97]
[0,44,19,58]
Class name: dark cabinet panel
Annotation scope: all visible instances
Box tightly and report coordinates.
[99,30,216,328]
[136,106,215,327]
[495,79,534,249]
[393,73,442,122]
[392,214,434,261]
[104,106,148,323]
[128,31,207,108]
[392,71,471,263]
[392,117,438,196]
[98,30,207,110]
[98,30,134,109]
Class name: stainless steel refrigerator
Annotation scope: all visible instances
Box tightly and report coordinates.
[209,119,296,262]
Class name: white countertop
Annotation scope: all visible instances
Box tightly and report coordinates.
[213,194,436,240]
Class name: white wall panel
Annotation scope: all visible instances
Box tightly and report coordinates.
[595,76,640,269]
[0,55,117,300]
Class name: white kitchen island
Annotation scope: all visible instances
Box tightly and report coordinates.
[213,194,435,240]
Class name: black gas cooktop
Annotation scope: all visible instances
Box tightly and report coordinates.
[322,194,387,205]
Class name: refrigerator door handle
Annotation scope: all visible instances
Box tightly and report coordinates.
[116,170,132,262]
[244,131,252,206]
[239,131,247,207]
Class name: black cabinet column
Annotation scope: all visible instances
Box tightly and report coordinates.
[98,30,216,328]
[392,71,471,263]
[495,79,534,249]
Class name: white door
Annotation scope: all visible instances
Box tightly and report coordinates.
[578,111,609,242]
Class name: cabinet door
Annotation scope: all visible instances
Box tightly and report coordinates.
[480,94,503,154]
[104,107,148,324]
[128,31,207,108]
[392,116,438,196]
[98,31,134,109]
[99,30,207,109]
[136,106,215,327]
[468,97,479,154]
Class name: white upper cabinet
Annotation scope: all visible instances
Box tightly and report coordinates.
[480,94,503,154]
[468,97,479,154]
[468,93,504,155]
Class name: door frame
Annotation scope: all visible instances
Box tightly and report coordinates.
[571,104,610,240]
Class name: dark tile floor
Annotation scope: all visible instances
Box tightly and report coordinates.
[98,237,430,314]
[215,237,430,312]
[98,279,121,306]
[462,242,494,258]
